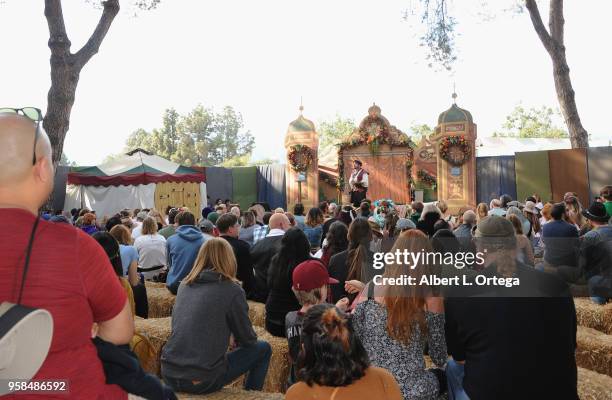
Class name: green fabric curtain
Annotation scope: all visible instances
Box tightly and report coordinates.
[515,150,552,203]
[232,166,258,210]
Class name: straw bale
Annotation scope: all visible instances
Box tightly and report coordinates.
[247,301,266,328]
[177,388,284,400]
[134,317,172,376]
[145,281,167,289]
[233,326,289,393]
[147,286,176,318]
[576,326,612,377]
[575,298,612,335]
[577,367,612,400]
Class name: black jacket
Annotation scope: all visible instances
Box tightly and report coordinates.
[94,338,176,400]
[328,248,375,303]
[250,235,284,302]
[221,235,256,299]
[444,262,577,400]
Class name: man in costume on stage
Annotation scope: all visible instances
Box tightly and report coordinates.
[349,159,368,206]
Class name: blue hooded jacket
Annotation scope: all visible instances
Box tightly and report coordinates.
[166,225,208,294]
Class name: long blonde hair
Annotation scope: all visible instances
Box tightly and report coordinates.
[183,238,237,284]
[381,229,431,345]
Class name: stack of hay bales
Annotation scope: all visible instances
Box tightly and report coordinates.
[145,282,176,318]
[177,388,284,399]
[133,316,290,394]
[247,301,266,328]
[230,326,290,393]
[577,367,612,400]
[134,316,172,375]
[253,326,290,393]
[576,326,612,377]
[575,298,612,335]
[574,297,612,400]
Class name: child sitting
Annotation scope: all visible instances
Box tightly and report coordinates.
[285,259,349,385]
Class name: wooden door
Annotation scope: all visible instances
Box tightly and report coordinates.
[154,182,201,213]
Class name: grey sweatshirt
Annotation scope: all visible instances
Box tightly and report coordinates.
[161,270,257,387]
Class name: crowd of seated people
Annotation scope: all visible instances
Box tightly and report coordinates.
[2,114,612,399]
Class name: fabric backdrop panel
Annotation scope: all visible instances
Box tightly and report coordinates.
[204,167,233,205]
[476,156,517,205]
[549,148,589,204]
[63,185,83,212]
[52,166,70,212]
[80,183,157,218]
[232,166,258,209]
[587,146,612,202]
[515,150,551,202]
[199,182,207,213]
[256,164,287,210]
[499,156,517,201]
[476,157,500,205]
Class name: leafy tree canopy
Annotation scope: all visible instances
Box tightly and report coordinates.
[124,105,255,166]
[493,105,569,139]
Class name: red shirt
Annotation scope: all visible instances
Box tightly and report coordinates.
[0,208,128,399]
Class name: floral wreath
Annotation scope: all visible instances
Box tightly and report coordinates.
[288,144,314,172]
[417,169,437,189]
[439,135,471,166]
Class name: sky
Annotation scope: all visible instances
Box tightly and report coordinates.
[1,0,611,166]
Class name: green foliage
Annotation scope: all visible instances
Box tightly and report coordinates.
[493,105,569,139]
[124,104,255,166]
[318,115,356,153]
[410,123,434,145]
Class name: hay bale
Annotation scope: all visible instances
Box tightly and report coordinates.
[134,317,172,376]
[575,298,612,335]
[177,387,284,399]
[147,286,176,318]
[576,326,612,377]
[578,367,612,400]
[145,281,167,289]
[253,326,290,393]
[247,301,266,328]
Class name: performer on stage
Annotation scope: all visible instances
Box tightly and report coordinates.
[349,159,369,206]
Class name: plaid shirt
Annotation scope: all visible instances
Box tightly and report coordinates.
[252,225,268,244]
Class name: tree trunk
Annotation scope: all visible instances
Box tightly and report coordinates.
[525,0,588,148]
[43,0,120,169]
[42,0,120,209]
[550,49,589,148]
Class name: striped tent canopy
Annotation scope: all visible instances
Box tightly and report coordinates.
[67,149,205,186]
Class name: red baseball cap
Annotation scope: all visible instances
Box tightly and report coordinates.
[292,260,339,291]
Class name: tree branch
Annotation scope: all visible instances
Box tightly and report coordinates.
[74,0,120,69]
[549,0,564,46]
[44,0,71,56]
[525,0,555,56]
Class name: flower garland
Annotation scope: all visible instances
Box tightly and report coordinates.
[336,129,415,194]
[288,144,315,172]
[417,169,437,189]
[439,135,471,166]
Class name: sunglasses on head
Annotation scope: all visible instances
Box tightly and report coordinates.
[0,107,43,165]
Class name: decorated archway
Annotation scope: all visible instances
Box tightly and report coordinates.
[337,104,416,204]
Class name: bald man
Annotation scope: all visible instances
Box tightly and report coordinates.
[249,212,290,302]
[0,114,134,398]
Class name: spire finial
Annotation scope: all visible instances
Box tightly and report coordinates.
[299,96,304,114]
[452,82,457,104]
